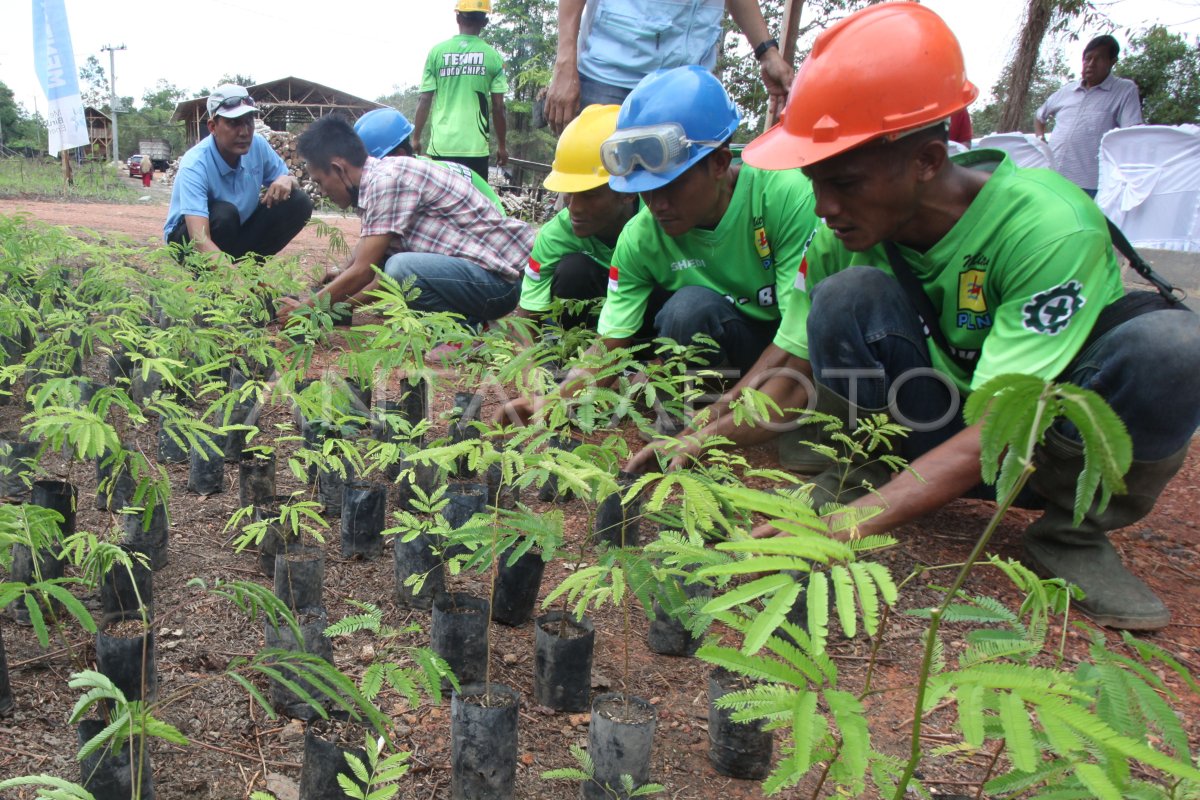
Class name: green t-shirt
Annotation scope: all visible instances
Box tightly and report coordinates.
[521,207,620,313]
[419,34,508,158]
[417,155,505,212]
[597,165,818,340]
[773,150,1125,393]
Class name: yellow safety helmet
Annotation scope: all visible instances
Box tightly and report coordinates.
[455,0,490,12]
[544,104,621,194]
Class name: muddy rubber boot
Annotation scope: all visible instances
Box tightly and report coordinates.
[1022,429,1186,631]
[797,386,898,509]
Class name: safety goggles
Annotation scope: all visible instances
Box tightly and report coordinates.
[214,95,256,112]
[599,123,725,177]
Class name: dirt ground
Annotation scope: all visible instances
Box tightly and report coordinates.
[0,194,1198,800]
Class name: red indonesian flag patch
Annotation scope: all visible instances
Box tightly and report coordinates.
[525,257,541,281]
[794,227,817,292]
[794,256,808,292]
[608,265,618,292]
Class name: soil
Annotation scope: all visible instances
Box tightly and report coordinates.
[0,196,1198,800]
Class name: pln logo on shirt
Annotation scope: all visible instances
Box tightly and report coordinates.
[957,268,992,330]
[752,216,772,268]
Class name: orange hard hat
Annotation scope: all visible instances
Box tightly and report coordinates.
[744,2,978,170]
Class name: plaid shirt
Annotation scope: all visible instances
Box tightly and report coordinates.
[1036,74,1143,191]
[356,156,532,282]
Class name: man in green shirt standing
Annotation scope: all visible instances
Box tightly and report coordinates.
[520,104,638,331]
[500,66,818,425]
[412,0,509,180]
[630,4,1200,631]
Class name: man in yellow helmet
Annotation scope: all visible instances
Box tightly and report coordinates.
[412,0,509,179]
[519,104,639,332]
[628,4,1200,632]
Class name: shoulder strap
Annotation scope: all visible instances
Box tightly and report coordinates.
[1104,217,1186,305]
[882,241,977,373]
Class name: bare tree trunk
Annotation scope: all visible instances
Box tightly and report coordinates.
[999,0,1053,132]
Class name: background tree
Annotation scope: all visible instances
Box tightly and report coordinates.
[1117,26,1200,125]
[78,55,110,109]
[973,49,1072,135]
[117,80,190,161]
[719,0,875,140]
[218,73,256,88]
[0,82,47,152]
[375,84,423,122]
[486,0,558,168]
[997,0,1096,133]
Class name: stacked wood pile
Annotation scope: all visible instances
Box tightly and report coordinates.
[260,127,326,203]
[499,188,556,224]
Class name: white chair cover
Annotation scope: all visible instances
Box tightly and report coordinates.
[975,132,1056,169]
[1097,125,1200,252]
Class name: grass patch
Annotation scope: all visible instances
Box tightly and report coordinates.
[0,157,142,203]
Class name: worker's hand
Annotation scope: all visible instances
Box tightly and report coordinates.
[262,175,295,208]
[544,64,581,135]
[496,145,509,168]
[411,138,424,156]
[273,295,303,325]
[493,396,543,428]
[624,434,699,475]
[751,522,780,539]
[759,49,795,124]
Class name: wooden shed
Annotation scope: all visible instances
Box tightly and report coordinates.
[172,76,385,146]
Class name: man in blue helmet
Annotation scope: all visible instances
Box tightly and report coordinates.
[500,65,817,426]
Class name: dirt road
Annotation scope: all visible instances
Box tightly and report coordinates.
[0,195,360,274]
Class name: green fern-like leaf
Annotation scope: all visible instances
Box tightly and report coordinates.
[0,776,98,800]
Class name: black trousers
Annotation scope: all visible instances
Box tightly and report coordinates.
[432,155,490,180]
[167,190,313,261]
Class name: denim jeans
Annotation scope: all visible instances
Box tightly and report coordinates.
[654,285,779,374]
[383,253,521,327]
[579,74,633,109]
[807,266,1200,462]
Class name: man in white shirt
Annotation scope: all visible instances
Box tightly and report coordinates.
[1035,35,1143,196]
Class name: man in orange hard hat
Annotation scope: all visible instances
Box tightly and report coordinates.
[628,3,1200,631]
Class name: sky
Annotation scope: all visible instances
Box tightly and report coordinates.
[3,0,1200,118]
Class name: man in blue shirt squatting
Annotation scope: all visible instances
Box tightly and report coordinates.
[627,4,1200,632]
[164,84,312,262]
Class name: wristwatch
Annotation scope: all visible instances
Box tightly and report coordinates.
[754,38,779,61]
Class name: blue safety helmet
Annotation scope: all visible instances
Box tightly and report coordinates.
[608,66,741,193]
[354,108,416,159]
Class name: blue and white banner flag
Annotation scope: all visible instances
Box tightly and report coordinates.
[33,0,89,155]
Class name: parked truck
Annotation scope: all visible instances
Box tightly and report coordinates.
[138,139,172,172]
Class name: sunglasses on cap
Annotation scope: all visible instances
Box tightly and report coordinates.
[214,95,256,112]
[599,123,725,177]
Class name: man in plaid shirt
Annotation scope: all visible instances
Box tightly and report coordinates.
[276,115,532,326]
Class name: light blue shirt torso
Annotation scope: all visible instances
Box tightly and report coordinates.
[163,133,288,240]
[577,0,724,90]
